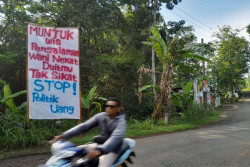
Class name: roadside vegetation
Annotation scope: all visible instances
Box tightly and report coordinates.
[0,106,222,159]
[242,76,250,91]
[0,0,249,159]
[242,88,250,91]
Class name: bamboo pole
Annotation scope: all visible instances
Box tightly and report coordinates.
[25,22,30,127]
[77,23,82,124]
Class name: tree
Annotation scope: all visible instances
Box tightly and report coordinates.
[211,26,250,94]
[0,0,34,104]
[119,0,183,101]
[1,0,192,118]
[143,27,210,120]
[159,20,206,86]
[152,0,182,100]
[247,24,250,35]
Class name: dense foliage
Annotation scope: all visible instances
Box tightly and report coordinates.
[1,0,250,113]
[0,0,250,150]
[0,0,189,111]
[210,26,250,94]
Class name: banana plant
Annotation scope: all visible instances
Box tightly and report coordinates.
[81,86,107,118]
[0,79,6,102]
[0,84,27,112]
[172,81,194,108]
[139,81,193,108]
[142,27,211,120]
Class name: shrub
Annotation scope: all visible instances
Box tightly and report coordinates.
[0,111,78,149]
[125,103,154,121]
[232,97,238,103]
[127,118,165,130]
[184,103,212,121]
[128,118,155,130]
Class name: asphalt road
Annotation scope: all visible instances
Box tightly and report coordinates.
[130,98,250,167]
[1,97,250,167]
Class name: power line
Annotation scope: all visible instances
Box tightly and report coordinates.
[175,6,213,30]
[162,15,173,22]
[169,10,213,35]
[170,10,212,34]
[194,29,212,40]
[162,16,212,40]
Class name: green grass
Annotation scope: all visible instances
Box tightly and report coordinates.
[0,112,78,149]
[64,110,222,144]
[0,110,222,159]
[126,110,222,138]
[241,87,250,91]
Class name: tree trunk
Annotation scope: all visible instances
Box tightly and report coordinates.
[152,0,157,102]
[229,53,234,103]
[153,65,172,120]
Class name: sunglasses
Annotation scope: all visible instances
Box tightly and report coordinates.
[104,105,118,109]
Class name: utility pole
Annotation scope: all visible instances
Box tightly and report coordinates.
[201,38,207,108]
[152,0,157,101]
[202,38,205,77]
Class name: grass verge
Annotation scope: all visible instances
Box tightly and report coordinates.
[0,110,222,159]
[126,110,222,138]
[242,87,250,91]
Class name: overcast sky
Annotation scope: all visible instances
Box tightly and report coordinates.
[161,0,250,43]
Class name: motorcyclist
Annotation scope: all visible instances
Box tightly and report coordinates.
[52,97,126,167]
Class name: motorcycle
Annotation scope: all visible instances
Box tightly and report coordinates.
[39,137,136,167]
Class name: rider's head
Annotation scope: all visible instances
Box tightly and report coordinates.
[105,97,122,118]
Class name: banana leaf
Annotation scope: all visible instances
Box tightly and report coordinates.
[180,53,211,62]
[1,90,27,103]
[81,98,90,109]
[3,85,17,112]
[139,85,160,93]
[17,101,27,111]
[141,41,154,47]
[0,79,6,85]
[92,102,102,112]
[171,94,182,107]
[183,81,193,95]
[87,85,97,101]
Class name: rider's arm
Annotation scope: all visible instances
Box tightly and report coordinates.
[62,113,101,139]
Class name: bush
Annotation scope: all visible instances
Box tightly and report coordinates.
[232,97,238,103]
[128,118,166,130]
[0,111,78,149]
[125,102,154,121]
[184,103,212,121]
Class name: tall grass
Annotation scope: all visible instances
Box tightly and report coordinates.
[0,112,78,149]
[128,118,161,130]
[184,103,212,121]
[242,87,250,91]
[126,110,222,138]
[1,106,222,152]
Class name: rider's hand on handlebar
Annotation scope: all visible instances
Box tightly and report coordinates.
[87,150,102,159]
[51,135,63,143]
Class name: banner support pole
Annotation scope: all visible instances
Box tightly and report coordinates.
[77,22,82,124]
[26,22,30,128]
